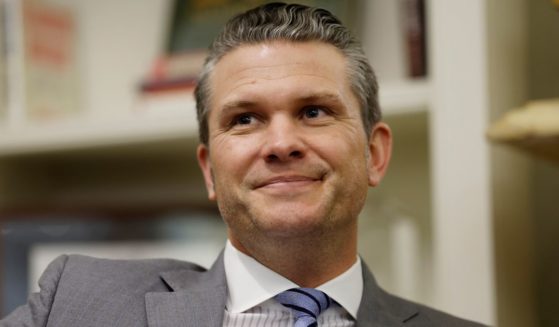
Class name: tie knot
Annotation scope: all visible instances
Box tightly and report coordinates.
[275,288,332,327]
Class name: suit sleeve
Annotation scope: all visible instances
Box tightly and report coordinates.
[0,255,69,327]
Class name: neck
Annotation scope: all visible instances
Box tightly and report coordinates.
[229,224,357,287]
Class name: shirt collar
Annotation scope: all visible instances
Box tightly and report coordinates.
[223,240,363,319]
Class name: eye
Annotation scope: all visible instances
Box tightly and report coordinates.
[234,113,255,125]
[302,106,326,119]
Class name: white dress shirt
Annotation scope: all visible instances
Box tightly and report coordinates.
[222,240,362,326]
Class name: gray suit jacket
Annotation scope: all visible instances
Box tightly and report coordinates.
[1,253,485,326]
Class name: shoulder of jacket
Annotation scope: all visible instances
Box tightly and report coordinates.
[418,304,488,327]
[57,254,207,282]
[360,260,488,326]
[380,289,487,326]
[63,253,206,271]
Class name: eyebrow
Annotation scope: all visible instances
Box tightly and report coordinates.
[298,92,344,105]
[220,100,258,113]
[219,92,345,113]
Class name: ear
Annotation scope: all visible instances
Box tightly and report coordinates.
[367,122,392,187]
[197,144,216,200]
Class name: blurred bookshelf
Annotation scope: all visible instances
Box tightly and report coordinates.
[0,0,464,319]
[3,0,558,326]
[0,0,429,158]
[0,0,436,318]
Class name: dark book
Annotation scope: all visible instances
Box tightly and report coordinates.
[402,0,427,78]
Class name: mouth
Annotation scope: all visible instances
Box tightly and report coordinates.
[254,174,324,190]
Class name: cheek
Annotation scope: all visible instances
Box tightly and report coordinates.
[313,131,367,163]
[210,136,260,181]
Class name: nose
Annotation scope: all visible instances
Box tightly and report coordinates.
[262,116,305,163]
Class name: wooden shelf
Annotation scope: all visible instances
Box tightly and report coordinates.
[487,99,559,163]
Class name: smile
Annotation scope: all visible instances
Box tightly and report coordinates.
[255,175,323,191]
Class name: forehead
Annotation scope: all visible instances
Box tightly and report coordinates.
[208,41,355,112]
[213,40,347,80]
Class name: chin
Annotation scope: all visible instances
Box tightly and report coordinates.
[252,209,333,237]
[260,225,323,239]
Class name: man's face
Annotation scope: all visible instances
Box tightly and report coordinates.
[197,41,390,248]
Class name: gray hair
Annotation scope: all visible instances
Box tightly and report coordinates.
[194,2,380,145]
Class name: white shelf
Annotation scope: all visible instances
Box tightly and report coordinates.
[0,109,198,157]
[380,79,431,115]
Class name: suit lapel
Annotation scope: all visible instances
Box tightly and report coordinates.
[145,252,227,327]
[356,262,418,326]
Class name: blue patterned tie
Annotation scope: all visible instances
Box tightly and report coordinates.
[275,288,332,327]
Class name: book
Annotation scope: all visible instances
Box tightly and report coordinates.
[22,0,80,120]
[149,50,207,81]
[402,0,427,78]
[134,87,196,117]
[139,50,205,94]
[135,51,201,116]
[3,0,81,125]
[166,0,356,53]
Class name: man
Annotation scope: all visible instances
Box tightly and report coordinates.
[1,3,485,326]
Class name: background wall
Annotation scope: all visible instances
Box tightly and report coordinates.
[527,1,559,326]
